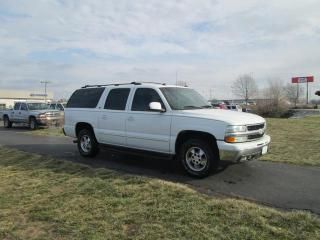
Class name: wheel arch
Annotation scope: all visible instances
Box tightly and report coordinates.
[75,122,96,138]
[29,115,36,121]
[175,130,219,159]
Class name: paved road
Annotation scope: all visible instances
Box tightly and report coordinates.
[0,126,319,214]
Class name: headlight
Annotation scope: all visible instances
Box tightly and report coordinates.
[38,114,46,118]
[225,125,247,133]
[225,125,248,143]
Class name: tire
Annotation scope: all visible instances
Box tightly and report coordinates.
[77,129,99,157]
[178,138,219,178]
[3,116,12,128]
[29,117,38,130]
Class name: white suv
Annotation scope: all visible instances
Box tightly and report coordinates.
[64,82,270,177]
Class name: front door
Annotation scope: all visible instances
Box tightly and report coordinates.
[19,102,29,124]
[126,88,172,153]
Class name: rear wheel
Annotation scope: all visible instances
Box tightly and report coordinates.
[3,116,12,128]
[179,138,219,178]
[77,129,99,157]
[29,117,38,130]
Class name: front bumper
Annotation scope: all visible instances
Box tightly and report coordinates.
[218,135,271,162]
[37,117,63,126]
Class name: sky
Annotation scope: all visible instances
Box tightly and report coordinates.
[0,0,320,100]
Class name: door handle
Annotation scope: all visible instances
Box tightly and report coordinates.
[127,116,134,121]
[19,112,21,114]
[102,115,107,120]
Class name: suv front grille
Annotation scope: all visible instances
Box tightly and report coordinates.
[247,133,264,140]
[247,123,265,131]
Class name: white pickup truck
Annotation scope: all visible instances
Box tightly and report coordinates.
[2,102,62,130]
[64,82,270,177]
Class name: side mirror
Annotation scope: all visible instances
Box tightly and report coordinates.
[149,102,165,112]
[316,91,320,96]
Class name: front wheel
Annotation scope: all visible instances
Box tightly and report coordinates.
[3,116,12,128]
[178,139,219,178]
[77,129,99,157]
[29,117,38,130]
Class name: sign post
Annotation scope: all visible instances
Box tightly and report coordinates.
[291,76,314,104]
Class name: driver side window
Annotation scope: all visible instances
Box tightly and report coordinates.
[20,103,28,111]
[131,88,164,111]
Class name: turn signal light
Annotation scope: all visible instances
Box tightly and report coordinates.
[225,136,236,143]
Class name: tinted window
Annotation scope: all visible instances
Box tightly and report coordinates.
[67,88,105,108]
[104,88,130,110]
[131,88,164,111]
[14,102,21,110]
[20,103,27,111]
[57,104,64,111]
[49,104,56,109]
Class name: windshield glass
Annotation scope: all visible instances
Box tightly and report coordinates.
[160,87,211,110]
[27,103,49,110]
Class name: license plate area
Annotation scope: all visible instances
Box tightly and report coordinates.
[261,145,268,155]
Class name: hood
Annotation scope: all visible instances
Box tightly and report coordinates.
[29,109,61,115]
[177,109,265,125]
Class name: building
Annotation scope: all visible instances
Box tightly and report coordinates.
[0,89,53,109]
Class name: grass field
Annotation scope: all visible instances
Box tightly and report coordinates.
[261,116,320,166]
[27,127,65,137]
[0,147,319,240]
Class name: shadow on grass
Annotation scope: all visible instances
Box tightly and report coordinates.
[0,144,232,183]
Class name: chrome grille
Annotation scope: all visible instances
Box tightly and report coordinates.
[248,133,264,140]
[247,123,265,131]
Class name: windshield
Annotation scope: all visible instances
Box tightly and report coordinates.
[160,87,211,110]
[27,103,49,110]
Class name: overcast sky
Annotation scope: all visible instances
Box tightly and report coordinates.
[0,0,319,100]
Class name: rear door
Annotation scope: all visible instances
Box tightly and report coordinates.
[126,88,172,153]
[97,88,131,147]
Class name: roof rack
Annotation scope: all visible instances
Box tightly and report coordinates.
[81,82,166,88]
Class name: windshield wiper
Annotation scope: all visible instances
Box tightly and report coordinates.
[183,105,202,110]
[201,105,213,109]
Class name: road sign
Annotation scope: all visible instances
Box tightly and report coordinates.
[292,76,314,83]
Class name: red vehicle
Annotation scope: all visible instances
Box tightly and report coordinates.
[212,102,227,109]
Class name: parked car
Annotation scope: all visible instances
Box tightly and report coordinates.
[2,101,63,130]
[48,102,66,111]
[212,102,227,109]
[226,104,242,112]
[64,82,270,178]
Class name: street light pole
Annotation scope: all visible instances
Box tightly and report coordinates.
[40,81,51,103]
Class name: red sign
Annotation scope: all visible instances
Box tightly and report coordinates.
[292,76,314,83]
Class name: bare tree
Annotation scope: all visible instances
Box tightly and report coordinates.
[264,79,285,107]
[285,83,303,107]
[231,74,258,105]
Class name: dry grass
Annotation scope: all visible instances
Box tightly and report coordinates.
[261,116,320,166]
[0,147,319,240]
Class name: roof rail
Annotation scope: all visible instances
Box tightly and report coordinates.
[81,82,166,88]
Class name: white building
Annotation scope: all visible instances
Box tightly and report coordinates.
[0,89,53,109]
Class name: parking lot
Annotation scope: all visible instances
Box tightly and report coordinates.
[1,125,319,215]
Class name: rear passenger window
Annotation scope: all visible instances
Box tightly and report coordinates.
[104,88,130,110]
[67,88,105,108]
[131,88,164,111]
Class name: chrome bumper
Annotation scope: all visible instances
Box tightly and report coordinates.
[218,135,271,162]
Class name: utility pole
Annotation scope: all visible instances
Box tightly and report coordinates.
[40,81,51,103]
[306,81,309,105]
[175,71,178,86]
